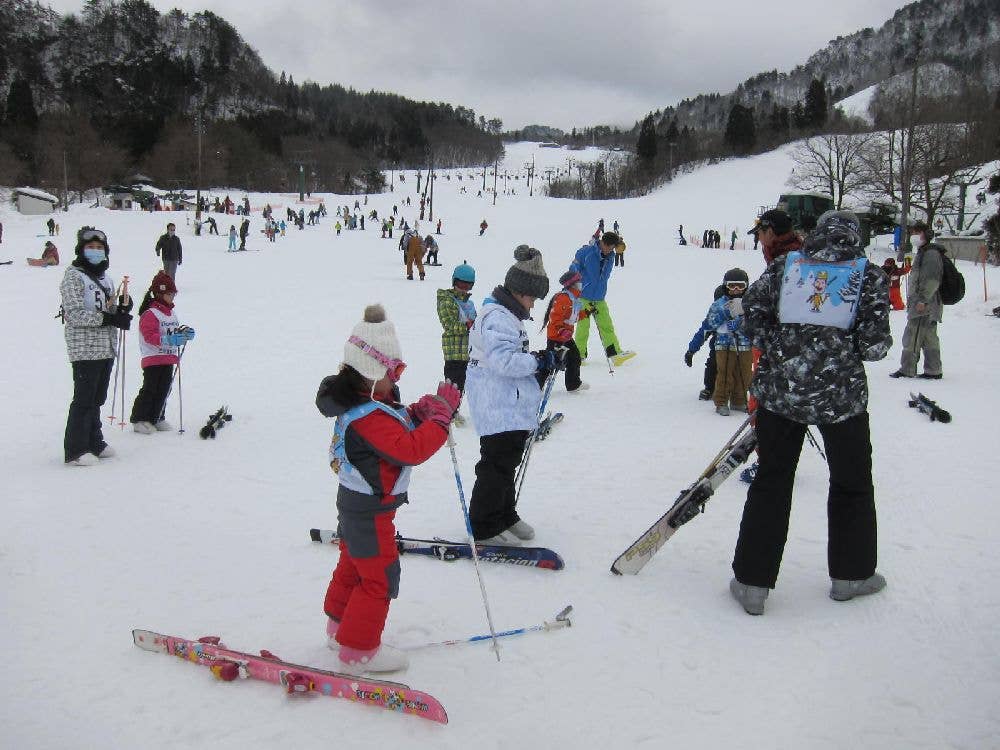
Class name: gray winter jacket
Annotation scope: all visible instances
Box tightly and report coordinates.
[906,242,944,322]
[745,230,891,425]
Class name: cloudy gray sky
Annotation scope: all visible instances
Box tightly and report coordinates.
[45,0,910,130]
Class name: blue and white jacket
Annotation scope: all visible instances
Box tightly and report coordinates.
[705,296,751,351]
[465,286,542,436]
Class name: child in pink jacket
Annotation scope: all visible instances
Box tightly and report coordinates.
[129,271,195,433]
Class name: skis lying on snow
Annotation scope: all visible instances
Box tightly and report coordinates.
[132,629,448,724]
[611,416,757,575]
[908,392,952,423]
[199,406,233,439]
[310,528,564,570]
[535,411,563,441]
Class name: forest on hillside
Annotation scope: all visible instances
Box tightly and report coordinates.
[0,0,503,196]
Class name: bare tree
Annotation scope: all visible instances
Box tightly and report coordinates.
[911,122,985,230]
[34,109,128,204]
[788,133,873,208]
[859,121,987,232]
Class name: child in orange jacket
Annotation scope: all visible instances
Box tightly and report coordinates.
[540,270,589,392]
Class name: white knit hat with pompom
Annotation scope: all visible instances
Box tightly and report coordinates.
[342,304,403,381]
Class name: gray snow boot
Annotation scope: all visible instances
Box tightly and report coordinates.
[730,577,768,615]
[830,573,886,602]
[507,520,535,540]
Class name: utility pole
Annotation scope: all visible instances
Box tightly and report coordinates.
[493,158,498,206]
[298,164,305,202]
[195,105,203,219]
[428,151,435,221]
[62,149,68,212]
[530,155,535,196]
[482,164,487,191]
[897,35,921,261]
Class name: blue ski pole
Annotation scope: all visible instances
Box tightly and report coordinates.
[445,426,502,661]
[403,606,572,650]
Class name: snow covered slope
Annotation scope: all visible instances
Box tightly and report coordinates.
[2,142,998,749]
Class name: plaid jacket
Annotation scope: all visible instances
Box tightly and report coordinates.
[60,266,119,362]
[437,288,474,361]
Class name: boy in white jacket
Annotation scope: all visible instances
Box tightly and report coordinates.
[465,246,559,545]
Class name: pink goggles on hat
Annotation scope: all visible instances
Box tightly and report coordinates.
[348,335,406,382]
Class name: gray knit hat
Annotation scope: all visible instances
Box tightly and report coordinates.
[504,245,549,299]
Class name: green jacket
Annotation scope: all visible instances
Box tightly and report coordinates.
[437,288,473,361]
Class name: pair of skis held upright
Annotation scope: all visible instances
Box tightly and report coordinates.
[611,415,757,575]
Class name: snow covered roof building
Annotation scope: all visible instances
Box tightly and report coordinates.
[13,187,59,215]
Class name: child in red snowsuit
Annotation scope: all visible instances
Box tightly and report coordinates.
[882,257,910,311]
[316,304,460,674]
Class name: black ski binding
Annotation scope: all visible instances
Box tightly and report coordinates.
[908,392,951,423]
[199,406,233,439]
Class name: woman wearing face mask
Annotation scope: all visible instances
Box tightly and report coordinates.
[59,227,133,466]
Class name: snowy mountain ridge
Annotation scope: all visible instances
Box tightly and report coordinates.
[651,0,1000,132]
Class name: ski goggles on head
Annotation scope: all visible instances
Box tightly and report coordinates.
[78,228,107,244]
[348,335,406,382]
[726,281,747,291]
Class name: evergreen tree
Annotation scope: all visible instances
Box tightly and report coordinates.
[768,104,790,137]
[636,114,657,162]
[665,118,680,143]
[724,103,756,154]
[5,73,38,132]
[3,73,39,164]
[804,78,828,129]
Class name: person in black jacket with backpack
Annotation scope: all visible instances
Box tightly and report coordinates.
[890,221,944,380]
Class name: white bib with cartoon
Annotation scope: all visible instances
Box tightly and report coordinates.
[778,252,867,330]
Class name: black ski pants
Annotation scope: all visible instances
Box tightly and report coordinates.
[732,407,877,588]
[64,358,114,462]
[130,364,174,425]
[703,337,718,393]
[469,430,530,540]
[537,338,581,391]
[443,360,468,392]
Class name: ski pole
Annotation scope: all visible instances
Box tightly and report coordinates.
[107,278,127,425]
[588,304,614,374]
[805,427,826,462]
[403,606,572,651]
[514,368,558,507]
[445,426,502,661]
[115,276,130,428]
[176,342,186,434]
